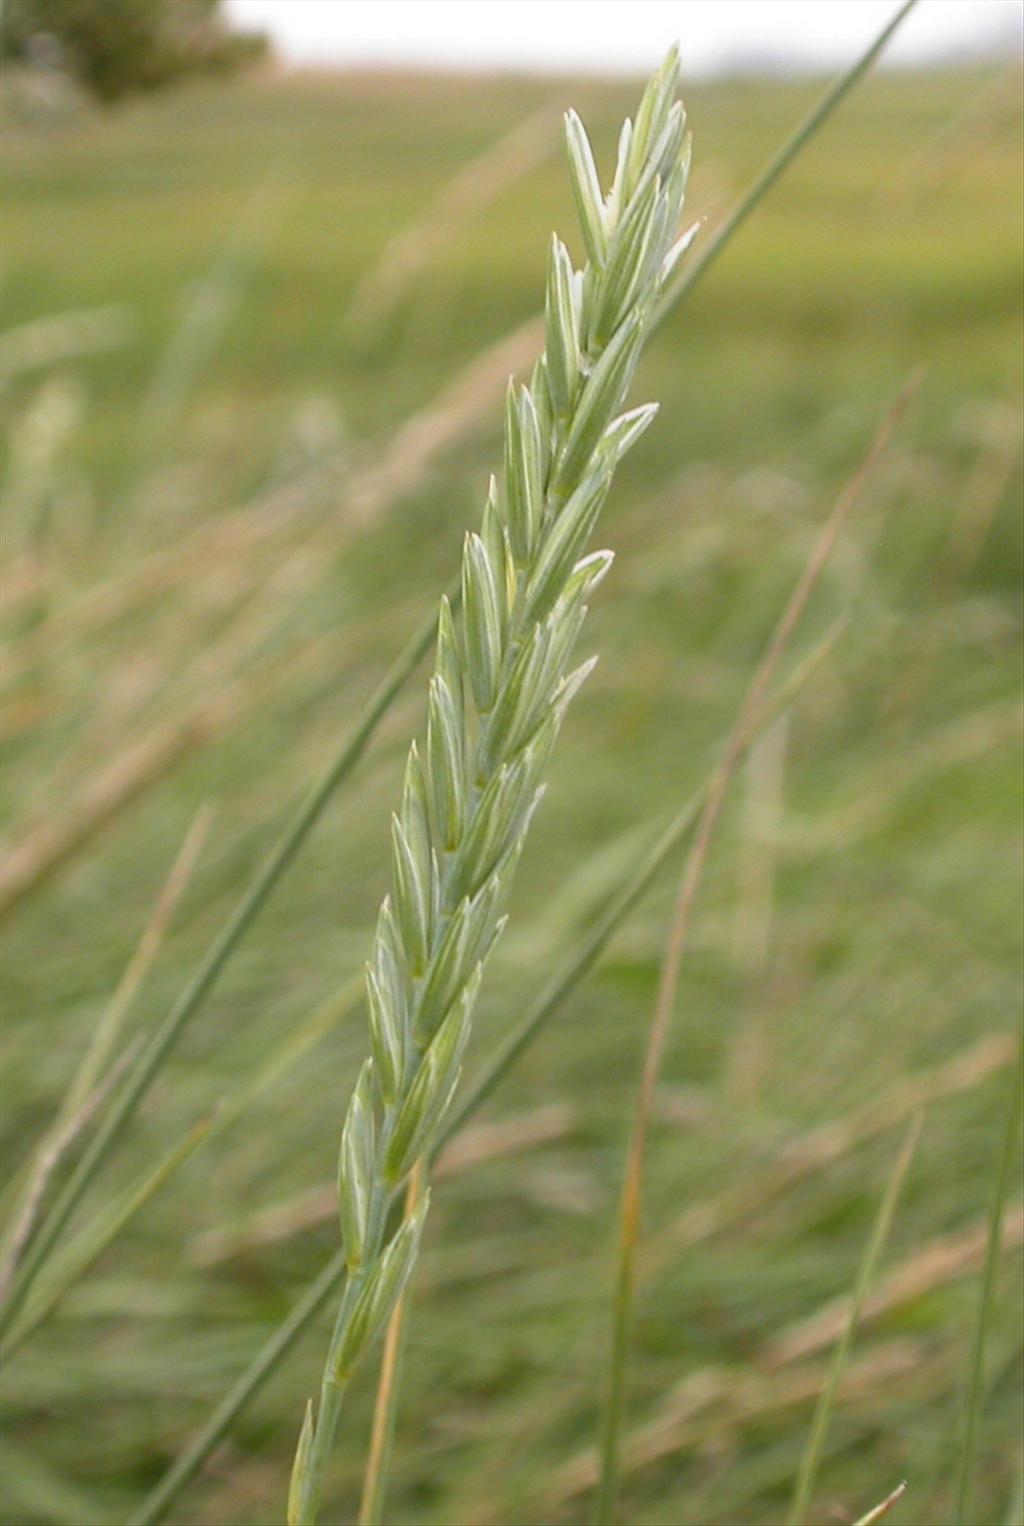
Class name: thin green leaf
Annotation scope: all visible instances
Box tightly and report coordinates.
[954,1037,1024,1524]
[786,1114,922,1526]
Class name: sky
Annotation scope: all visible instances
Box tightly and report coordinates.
[226,0,1022,77]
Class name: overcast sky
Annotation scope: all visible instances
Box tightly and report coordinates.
[226,0,1022,77]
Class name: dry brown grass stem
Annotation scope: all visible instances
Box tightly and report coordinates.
[556,1343,925,1508]
[0,304,132,389]
[1,552,49,615]
[0,484,299,690]
[1,689,53,739]
[887,413,1021,720]
[767,1200,1023,1370]
[0,804,212,1286]
[72,804,216,1113]
[810,697,1023,846]
[879,64,1023,210]
[358,1160,426,1526]
[598,375,921,1513]
[653,1032,1016,1268]
[0,591,433,917]
[0,320,544,911]
[0,1038,141,1302]
[726,712,788,1106]
[17,313,543,795]
[635,374,922,1213]
[344,105,558,337]
[42,525,338,810]
[3,317,541,692]
[941,414,1021,588]
[851,1480,908,1525]
[0,710,222,915]
[552,1201,1022,1505]
[340,318,542,529]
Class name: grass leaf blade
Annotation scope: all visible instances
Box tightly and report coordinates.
[954,1036,1024,1525]
[787,1115,922,1526]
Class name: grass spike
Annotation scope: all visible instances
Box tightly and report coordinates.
[288,54,695,1523]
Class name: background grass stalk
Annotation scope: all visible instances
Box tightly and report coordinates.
[595,376,920,1523]
[652,0,919,321]
[0,1037,141,1304]
[787,1113,923,1526]
[551,1210,1022,1510]
[1,625,839,1359]
[954,1035,1024,1525]
[59,804,215,1120]
[2,1114,214,1360]
[343,103,556,340]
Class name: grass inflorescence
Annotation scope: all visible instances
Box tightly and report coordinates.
[288,50,696,1523]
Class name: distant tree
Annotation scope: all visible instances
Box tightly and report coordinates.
[0,0,269,104]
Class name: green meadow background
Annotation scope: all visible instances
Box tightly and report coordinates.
[1,55,1021,1526]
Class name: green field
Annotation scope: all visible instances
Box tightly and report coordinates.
[2,53,1022,1526]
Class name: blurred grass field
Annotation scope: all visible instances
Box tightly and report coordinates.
[1,54,1022,1526]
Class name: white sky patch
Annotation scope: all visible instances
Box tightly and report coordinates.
[225,0,1022,77]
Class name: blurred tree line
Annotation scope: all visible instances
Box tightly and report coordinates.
[1,0,269,103]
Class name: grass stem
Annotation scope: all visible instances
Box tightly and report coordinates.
[653,0,920,323]
[954,1035,1024,1525]
[787,1114,922,1526]
[358,1162,426,1526]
